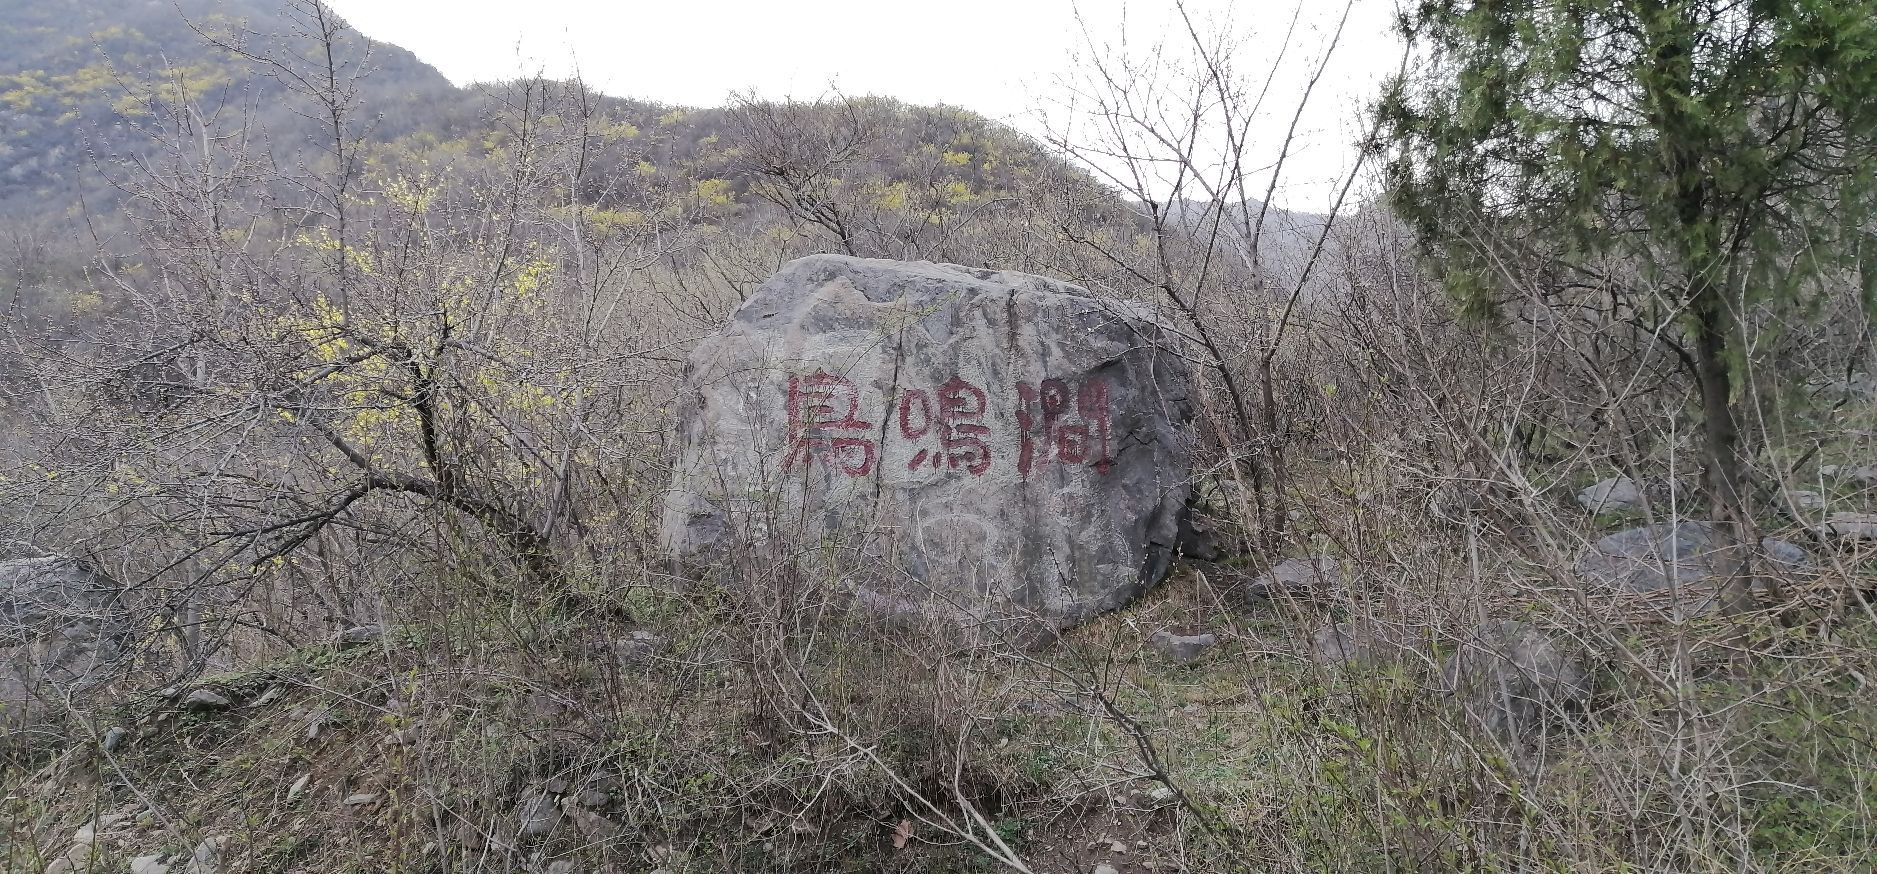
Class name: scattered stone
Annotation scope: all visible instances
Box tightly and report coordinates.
[575,786,611,809]
[515,789,561,840]
[660,254,1196,632]
[1245,556,1344,601]
[71,814,125,843]
[1310,622,1386,666]
[130,855,170,874]
[1093,864,1121,874]
[1,555,132,733]
[248,685,284,708]
[1575,521,1810,616]
[1814,512,1877,543]
[305,707,339,741]
[286,773,311,802]
[101,726,127,752]
[1820,464,1877,486]
[343,792,379,807]
[617,630,664,665]
[181,689,232,711]
[1177,515,1225,561]
[546,861,576,874]
[1147,630,1217,665]
[1441,620,1590,742]
[1783,489,1827,513]
[1575,476,1655,513]
[333,625,384,650]
[185,836,225,874]
[1108,839,1129,853]
[559,802,622,841]
[1810,373,1877,400]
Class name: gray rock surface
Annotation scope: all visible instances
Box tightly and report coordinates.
[1441,620,1590,742]
[181,688,232,711]
[333,625,383,650]
[1783,489,1827,513]
[1310,622,1385,666]
[1245,556,1344,601]
[661,255,1194,631]
[515,789,561,839]
[1820,464,1877,486]
[1575,476,1653,513]
[1575,521,1809,615]
[1814,512,1877,543]
[1,556,130,732]
[1146,630,1216,664]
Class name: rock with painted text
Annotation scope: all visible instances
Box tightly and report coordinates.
[661,255,1196,632]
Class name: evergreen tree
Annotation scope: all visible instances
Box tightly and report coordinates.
[1380,0,1877,569]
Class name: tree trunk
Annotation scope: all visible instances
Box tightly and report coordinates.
[1690,280,1755,614]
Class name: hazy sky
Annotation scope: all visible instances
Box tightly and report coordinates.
[320,0,1402,209]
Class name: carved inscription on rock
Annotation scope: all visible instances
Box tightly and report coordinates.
[781,370,1113,479]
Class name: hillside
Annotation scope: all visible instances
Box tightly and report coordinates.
[8,1,1876,873]
[0,0,455,218]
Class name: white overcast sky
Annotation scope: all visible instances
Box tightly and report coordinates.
[320,0,1402,210]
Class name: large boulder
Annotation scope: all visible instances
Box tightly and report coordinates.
[661,255,1194,632]
[2,555,131,733]
[1574,521,1809,616]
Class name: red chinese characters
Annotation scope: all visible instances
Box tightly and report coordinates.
[782,371,877,477]
[780,372,1114,479]
[1016,377,1113,476]
[897,376,992,475]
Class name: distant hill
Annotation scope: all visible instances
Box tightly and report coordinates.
[0,0,1101,235]
[0,0,459,219]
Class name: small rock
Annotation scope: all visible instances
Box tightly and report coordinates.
[1109,839,1129,853]
[1815,512,1877,543]
[101,726,127,752]
[286,773,311,802]
[1094,864,1121,874]
[1441,620,1590,743]
[343,792,379,807]
[181,689,231,711]
[617,630,665,665]
[188,836,226,874]
[1783,489,1827,513]
[249,685,285,708]
[306,707,338,741]
[575,787,611,808]
[1147,630,1217,665]
[334,625,384,650]
[130,855,170,874]
[546,861,576,874]
[1576,476,1654,513]
[1177,517,1224,560]
[515,789,561,840]
[1821,464,1877,486]
[542,776,572,795]
[1245,556,1344,601]
[1309,622,1376,666]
